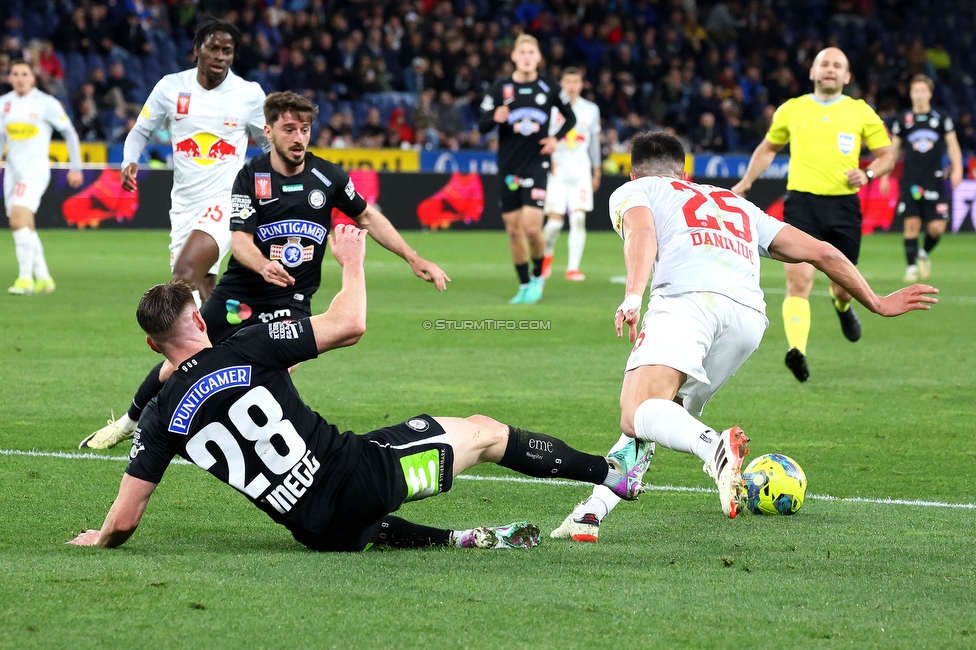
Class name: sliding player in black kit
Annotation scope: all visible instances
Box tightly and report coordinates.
[69,229,654,552]
[80,91,448,449]
[479,34,575,304]
[886,74,964,283]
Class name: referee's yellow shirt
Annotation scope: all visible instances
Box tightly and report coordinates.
[766,94,891,196]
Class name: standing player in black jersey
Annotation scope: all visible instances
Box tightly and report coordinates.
[884,74,964,283]
[80,92,449,449]
[479,34,576,304]
[68,231,653,552]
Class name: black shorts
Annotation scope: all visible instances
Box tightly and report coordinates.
[783,191,862,264]
[200,291,311,345]
[498,164,549,212]
[896,182,950,224]
[291,415,455,552]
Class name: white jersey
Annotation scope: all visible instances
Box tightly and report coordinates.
[129,69,265,214]
[609,176,787,313]
[549,97,600,180]
[0,88,75,177]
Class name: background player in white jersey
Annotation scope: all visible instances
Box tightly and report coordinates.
[120,19,267,306]
[551,133,937,541]
[0,60,83,295]
[541,68,601,281]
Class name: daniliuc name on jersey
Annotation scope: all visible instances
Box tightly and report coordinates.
[256,219,327,244]
[173,132,239,166]
[168,366,252,434]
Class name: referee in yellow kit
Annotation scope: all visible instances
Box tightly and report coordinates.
[732,47,895,382]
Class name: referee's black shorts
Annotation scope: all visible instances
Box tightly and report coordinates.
[783,190,862,264]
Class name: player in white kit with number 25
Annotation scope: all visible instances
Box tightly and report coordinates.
[121,19,266,306]
[551,132,938,541]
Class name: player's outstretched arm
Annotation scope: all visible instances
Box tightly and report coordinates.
[230,231,295,287]
[615,206,657,341]
[311,224,367,353]
[730,138,784,196]
[68,474,157,548]
[768,225,938,316]
[353,206,451,291]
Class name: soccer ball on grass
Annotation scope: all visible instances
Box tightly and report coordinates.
[742,454,807,515]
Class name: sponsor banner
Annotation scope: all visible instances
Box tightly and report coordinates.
[693,154,790,179]
[307,147,418,171]
[11,168,973,233]
[50,142,107,163]
[420,150,499,174]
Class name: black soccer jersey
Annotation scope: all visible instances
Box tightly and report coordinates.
[221,152,368,306]
[891,110,954,186]
[126,319,363,536]
[478,74,576,173]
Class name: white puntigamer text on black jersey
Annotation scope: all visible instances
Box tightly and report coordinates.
[223,152,368,305]
[126,319,364,533]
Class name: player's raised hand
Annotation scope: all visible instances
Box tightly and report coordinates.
[614,293,643,342]
[409,257,451,291]
[729,180,750,197]
[874,284,939,317]
[328,223,367,268]
[261,260,295,288]
[67,530,101,546]
[121,162,139,192]
[493,105,510,124]
[67,170,84,188]
[539,136,558,155]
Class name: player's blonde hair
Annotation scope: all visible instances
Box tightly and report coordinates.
[910,74,935,92]
[513,34,540,51]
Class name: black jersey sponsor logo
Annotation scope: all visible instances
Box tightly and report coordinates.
[518,87,532,94]
[535,93,546,105]
[130,430,144,459]
[406,417,430,432]
[270,237,314,268]
[538,80,550,93]
[282,183,304,193]
[232,193,253,219]
[308,189,326,209]
[257,309,291,323]
[508,107,549,124]
[311,167,332,187]
[268,321,300,340]
[256,219,327,244]
[168,366,252,434]
[344,179,357,200]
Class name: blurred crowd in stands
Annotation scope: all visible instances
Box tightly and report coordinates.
[2,0,976,159]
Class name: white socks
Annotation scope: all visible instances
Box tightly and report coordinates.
[567,210,586,271]
[191,289,202,308]
[117,413,138,433]
[12,227,34,280]
[542,217,563,257]
[634,398,717,463]
[572,432,630,521]
[31,230,51,282]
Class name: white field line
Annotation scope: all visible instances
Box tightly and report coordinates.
[3,448,974,510]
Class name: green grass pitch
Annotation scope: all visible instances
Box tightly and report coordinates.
[1,229,974,649]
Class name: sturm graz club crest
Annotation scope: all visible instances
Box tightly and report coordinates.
[270,237,314,268]
[406,418,429,432]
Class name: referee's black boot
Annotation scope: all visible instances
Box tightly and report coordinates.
[785,348,810,382]
[835,304,861,342]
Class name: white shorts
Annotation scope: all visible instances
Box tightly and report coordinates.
[544,175,593,215]
[625,292,768,416]
[3,169,50,216]
[169,201,232,275]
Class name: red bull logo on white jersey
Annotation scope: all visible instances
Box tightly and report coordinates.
[173,133,240,166]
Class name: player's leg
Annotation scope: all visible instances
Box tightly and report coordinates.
[902,213,922,282]
[7,204,37,295]
[501,207,532,303]
[918,201,948,279]
[565,209,587,280]
[374,515,541,550]
[433,414,651,500]
[172,230,219,304]
[521,205,547,303]
[542,176,567,278]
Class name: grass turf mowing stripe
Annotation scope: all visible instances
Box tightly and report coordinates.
[5,447,974,510]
